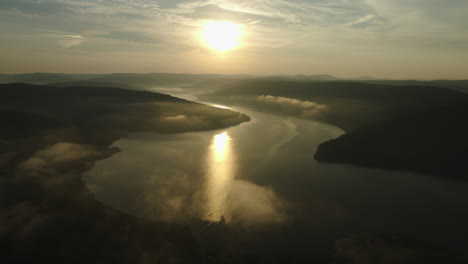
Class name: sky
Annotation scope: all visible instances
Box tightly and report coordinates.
[1,0,467,79]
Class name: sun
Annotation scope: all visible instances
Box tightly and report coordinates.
[202,21,243,52]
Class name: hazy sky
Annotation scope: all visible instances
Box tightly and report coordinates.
[1,0,467,79]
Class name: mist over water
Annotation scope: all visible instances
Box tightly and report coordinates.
[84,96,468,259]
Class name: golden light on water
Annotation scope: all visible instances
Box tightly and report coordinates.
[213,132,230,161]
[202,21,243,52]
[203,131,235,222]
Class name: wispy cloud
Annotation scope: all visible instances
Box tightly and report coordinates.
[344,14,377,27]
[1,0,468,78]
[59,35,87,48]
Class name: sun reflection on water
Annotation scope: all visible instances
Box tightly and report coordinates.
[203,131,235,222]
[213,132,229,161]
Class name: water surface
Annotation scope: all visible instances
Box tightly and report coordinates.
[84,96,468,260]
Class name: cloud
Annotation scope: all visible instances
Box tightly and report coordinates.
[1,0,468,78]
[257,95,330,119]
[0,0,69,16]
[59,35,87,48]
[137,169,197,222]
[18,142,117,192]
[152,102,249,132]
[84,134,208,222]
[102,31,158,43]
[1,142,114,239]
[212,0,300,23]
[344,14,377,27]
[20,142,100,175]
[0,137,196,262]
[365,0,468,30]
[228,180,289,226]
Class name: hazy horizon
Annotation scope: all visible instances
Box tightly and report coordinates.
[1,72,467,81]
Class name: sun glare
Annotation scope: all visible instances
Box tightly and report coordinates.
[202,21,242,52]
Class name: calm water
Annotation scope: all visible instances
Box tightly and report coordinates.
[84,94,468,260]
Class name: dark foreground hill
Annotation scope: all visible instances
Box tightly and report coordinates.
[204,80,468,179]
[315,105,468,178]
[0,83,250,137]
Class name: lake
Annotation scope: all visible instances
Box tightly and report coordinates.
[84,93,468,262]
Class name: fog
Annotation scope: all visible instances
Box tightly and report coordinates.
[84,104,468,263]
[257,95,330,119]
[84,128,289,227]
[2,81,468,262]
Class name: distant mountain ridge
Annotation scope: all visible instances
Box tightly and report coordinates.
[0,73,342,88]
[0,73,251,88]
[2,72,467,93]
